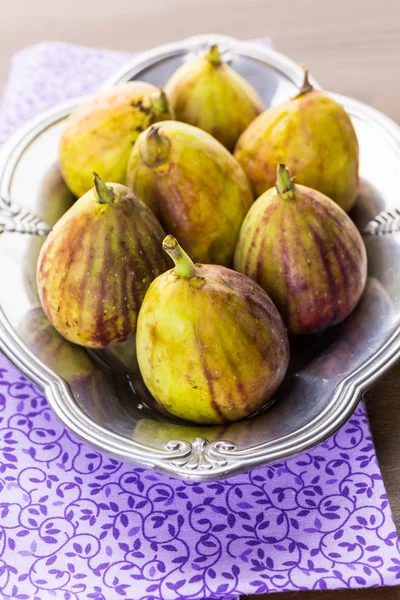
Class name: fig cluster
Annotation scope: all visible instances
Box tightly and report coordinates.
[37,48,366,424]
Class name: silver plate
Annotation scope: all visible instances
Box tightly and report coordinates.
[0,34,399,481]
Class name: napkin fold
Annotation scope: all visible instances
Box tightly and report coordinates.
[0,41,399,600]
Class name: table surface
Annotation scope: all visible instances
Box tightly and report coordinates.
[1,0,400,598]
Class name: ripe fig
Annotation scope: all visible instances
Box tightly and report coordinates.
[126,121,253,266]
[136,235,289,424]
[234,164,367,334]
[234,67,359,212]
[37,174,170,348]
[59,83,172,197]
[164,45,264,151]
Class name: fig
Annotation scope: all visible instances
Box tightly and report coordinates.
[164,45,264,151]
[59,83,172,197]
[136,235,289,424]
[126,121,253,266]
[234,164,367,334]
[37,174,170,348]
[234,67,359,212]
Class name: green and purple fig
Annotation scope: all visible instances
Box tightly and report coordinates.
[37,174,170,348]
[164,45,264,151]
[136,235,289,424]
[234,164,367,334]
[126,121,253,266]
[59,82,172,198]
[234,67,359,212]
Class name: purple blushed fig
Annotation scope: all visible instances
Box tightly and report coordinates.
[234,164,367,334]
[165,45,264,151]
[126,121,253,266]
[234,67,359,212]
[136,235,289,424]
[37,174,170,348]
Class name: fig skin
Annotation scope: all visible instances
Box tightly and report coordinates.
[136,236,289,425]
[37,174,170,348]
[234,165,367,335]
[164,45,264,151]
[234,68,359,212]
[59,82,172,198]
[126,121,253,266]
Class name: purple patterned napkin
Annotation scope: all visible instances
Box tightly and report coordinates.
[0,41,399,600]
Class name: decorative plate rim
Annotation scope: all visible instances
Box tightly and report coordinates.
[0,35,400,481]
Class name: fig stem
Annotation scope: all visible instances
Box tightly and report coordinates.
[162,235,196,279]
[140,125,171,168]
[150,87,169,115]
[276,164,295,199]
[206,45,222,66]
[93,172,120,204]
[297,64,314,96]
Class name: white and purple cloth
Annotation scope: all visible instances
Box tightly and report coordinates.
[0,41,399,600]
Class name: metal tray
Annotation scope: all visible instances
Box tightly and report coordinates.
[0,34,400,481]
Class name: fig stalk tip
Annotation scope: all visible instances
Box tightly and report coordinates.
[140,125,171,168]
[93,172,119,204]
[206,45,222,66]
[297,64,314,96]
[276,164,295,199]
[163,235,196,279]
[150,87,170,115]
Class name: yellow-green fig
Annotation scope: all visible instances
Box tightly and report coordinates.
[234,165,367,334]
[126,121,253,266]
[59,82,172,197]
[164,45,264,151]
[37,174,170,348]
[136,235,289,424]
[234,67,359,212]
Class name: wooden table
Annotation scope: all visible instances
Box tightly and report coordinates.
[1,0,400,598]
